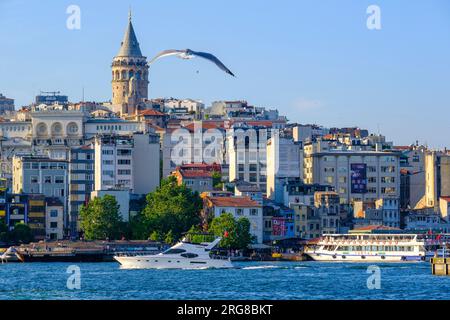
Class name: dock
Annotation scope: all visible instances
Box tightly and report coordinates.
[1,240,164,263]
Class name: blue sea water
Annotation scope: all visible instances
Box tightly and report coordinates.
[0,261,449,300]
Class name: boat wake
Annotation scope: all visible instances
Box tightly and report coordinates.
[241,265,280,270]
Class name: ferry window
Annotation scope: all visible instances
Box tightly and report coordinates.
[163,249,186,255]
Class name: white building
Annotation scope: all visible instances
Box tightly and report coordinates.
[203,195,263,243]
[94,132,160,195]
[227,126,268,192]
[293,124,329,143]
[91,189,130,222]
[376,198,400,228]
[84,118,144,139]
[266,135,302,203]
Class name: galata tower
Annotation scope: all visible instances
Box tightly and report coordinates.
[111,12,149,115]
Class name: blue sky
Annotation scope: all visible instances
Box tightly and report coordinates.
[0,0,449,148]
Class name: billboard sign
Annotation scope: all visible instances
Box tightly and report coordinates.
[351,163,367,194]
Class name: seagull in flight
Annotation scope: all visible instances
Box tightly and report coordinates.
[148,49,235,77]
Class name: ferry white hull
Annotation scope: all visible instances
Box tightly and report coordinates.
[305,251,424,262]
[114,255,234,269]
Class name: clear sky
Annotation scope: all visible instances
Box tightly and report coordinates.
[0,0,449,148]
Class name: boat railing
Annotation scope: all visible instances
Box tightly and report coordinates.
[114,250,161,257]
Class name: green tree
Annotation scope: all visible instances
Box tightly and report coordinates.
[211,171,223,190]
[209,213,253,250]
[129,211,149,240]
[10,223,34,244]
[142,176,202,241]
[80,195,123,240]
[164,230,175,245]
[0,222,9,243]
[149,230,162,242]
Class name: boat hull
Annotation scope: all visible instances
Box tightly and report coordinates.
[305,252,424,262]
[114,255,234,269]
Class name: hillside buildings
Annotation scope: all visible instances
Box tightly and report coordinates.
[1,12,448,243]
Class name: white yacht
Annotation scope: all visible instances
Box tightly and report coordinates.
[304,233,426,262]
[114,237,234,269]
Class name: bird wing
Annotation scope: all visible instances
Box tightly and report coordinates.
[148,49,186,64]
[189,50,235,77]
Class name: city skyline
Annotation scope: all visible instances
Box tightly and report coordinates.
[0,0,449,148]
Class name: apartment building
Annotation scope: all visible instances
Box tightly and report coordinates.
[94,132,159,195]
[68,145,94,236]
[227,126,268,192]
[304,143,401,205]
[12,155,68,218]
[266,136,302,203]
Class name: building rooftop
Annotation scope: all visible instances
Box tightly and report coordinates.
[234,180,261,193]
[116,14,143,57]
[179,170,213,179]
[207,196,261,208]
[140,109,166,116]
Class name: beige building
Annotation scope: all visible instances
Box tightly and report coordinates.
[111,13,149,116]
[425,151,450,208]
[304,142,401,205]
[31,109,86,160]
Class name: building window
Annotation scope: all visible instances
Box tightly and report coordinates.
[118,159,131,165]
[117,149,132,156]
[44,176,52,184]
[236,208,243,216]
[30,176,39,184]
[55,176,64,184]
[50,222,58,229]
[50,210,58,218]
[250,209,258,216]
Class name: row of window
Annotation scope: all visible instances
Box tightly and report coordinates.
[220,209,259,216]
[24,162,67,170]
[95,124,138,131]
[101,149,132,156]
[102,159,131,165]
[31,176,64,184]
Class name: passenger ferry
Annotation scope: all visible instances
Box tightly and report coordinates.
[304,234,426,262]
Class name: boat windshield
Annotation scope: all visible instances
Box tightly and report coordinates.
[162,248,186,255]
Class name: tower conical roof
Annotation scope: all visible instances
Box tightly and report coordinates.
[116,14,143,57]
